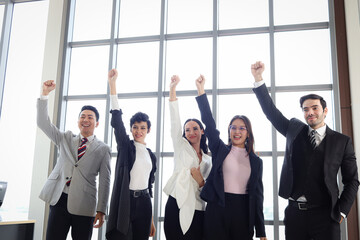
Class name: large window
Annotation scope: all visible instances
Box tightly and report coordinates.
[0,0,49,219]
[60,0,339,239]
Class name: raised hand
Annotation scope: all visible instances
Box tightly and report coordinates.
[170,75,180,89]
[42,80,56,96]
[108,69,118,95]
[251,61,265,82]
[169,75,180,101]
[195,74,205,96]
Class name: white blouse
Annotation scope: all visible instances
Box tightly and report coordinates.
[163,100,212,234]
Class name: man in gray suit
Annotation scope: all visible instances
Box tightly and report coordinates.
[37,80,111,240]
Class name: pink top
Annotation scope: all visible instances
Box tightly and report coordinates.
[222,145,251,194]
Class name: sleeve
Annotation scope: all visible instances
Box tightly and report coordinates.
[254,159,266,237]
[37,98,64,145]
[97,145,112,214]
[195,94,222,155]
[110,109,131,147]
[169,100,184,153]
[338,137,359,216]
[110,95,120,110]
[253,83,290,137]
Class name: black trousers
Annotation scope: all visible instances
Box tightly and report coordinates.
[284,202,340,240]
[204,193,253,240]
[164,195,205,240]
[106,192,152,240]
[46,193,95,240]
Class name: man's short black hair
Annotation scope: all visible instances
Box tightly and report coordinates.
[299,94,327,110]
[130,112,151,129]
[80,105,100,121]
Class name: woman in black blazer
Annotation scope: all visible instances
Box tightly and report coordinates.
[195,75,267,240]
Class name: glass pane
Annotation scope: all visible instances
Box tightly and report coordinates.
[218,34,271,89]
[116,42,159,93]
[68,46,109,95]
[65,100,107,142]
[167,0,212,34]
[279,225,286,240]
[165,38,212,91]
[110,97,158,152]
[0,0,48,216]
[275,90,334,151]
[72,0,112,41]
[162,95,212,152]
[219,0,269,29]
[274,29,332,86]
[118,0,161,37]
[274,0,329,26]
[161,157,173,217]
[0,5,4,39]
[262,157,274,221]
[265,225,274,240]
[218,94,273,152]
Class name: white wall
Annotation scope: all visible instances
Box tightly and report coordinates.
[344,0,360,235]
[28,0,66,239]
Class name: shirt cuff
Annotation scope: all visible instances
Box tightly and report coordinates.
[341,212,346,219]
[253,80,265,88]
[40,95,49,100]
[110,95,120,110]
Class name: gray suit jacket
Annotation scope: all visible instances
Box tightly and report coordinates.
[37,99,111,217]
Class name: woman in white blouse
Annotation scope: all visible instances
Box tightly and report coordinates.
[163,75,212,240]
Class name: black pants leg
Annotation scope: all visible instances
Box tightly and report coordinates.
[284,204,340,240]
[204,193,252,240]
[130,193,152,240]
[46,193,94,240]
[164,196,204,240]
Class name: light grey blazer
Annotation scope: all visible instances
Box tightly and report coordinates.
[37,99,111,217]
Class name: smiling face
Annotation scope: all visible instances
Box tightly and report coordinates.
[302,99,328,129]
[184,120,204,146]
[78,110,99,137]
[229,118,248,148]
[131,121,150,144]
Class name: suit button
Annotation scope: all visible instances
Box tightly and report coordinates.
[75,164,78,167]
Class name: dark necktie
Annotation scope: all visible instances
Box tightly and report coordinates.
[78,137,88,160]
[309,130,317,149]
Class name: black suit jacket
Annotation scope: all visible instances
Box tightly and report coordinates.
[196,94,266,237]
[254,83,359,221]
[106,109,157,239]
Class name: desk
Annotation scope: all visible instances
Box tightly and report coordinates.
[0,219,35,240]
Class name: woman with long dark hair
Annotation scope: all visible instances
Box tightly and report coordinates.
[195,75,267,240]
[163,75,212,240]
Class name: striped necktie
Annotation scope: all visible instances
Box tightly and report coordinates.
[66,138,88,187]
[309,130,317,149]
[78,137,88,160]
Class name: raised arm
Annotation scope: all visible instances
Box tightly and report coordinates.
[196,74,206,96]
[169,75,184,151]
[108,68,118,96]
[251,61,290,136]
[37,80,63,145]
[107,69,130,146]
[42,80,56,96]
[251,61,265,83]
[195,75,222,155]
[169,75,180,101]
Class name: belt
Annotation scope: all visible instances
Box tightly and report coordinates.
[288,200,321,210]
[130,189,149,198]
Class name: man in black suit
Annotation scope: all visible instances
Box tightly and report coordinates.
[251,61,359,240]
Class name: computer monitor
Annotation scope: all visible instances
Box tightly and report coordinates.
[0,181,7,207]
